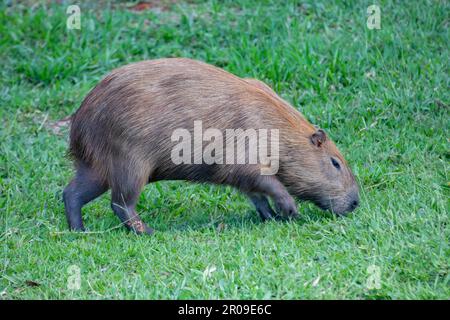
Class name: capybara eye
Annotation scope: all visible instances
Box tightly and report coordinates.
[331,157,341,170]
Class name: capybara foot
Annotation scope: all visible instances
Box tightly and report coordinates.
[248,194,277,221]
[274,195,299,219]
[125,219,154,235]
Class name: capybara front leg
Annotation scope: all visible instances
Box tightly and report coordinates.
[63,163,108,231]
[248,193,277,221]
[253,176,299,219]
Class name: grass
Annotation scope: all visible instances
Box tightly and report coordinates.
[0,0,448,299]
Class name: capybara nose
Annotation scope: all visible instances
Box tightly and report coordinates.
[348,199,359,212]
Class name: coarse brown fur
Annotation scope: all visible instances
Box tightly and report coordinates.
[64,58,359,234]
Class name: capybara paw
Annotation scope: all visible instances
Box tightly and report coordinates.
[126,220,154,235]
[142,225,155,235]
[274,211,299,221]
[275,197,298,218]
[69,225,86,232]
[257,209,276,221]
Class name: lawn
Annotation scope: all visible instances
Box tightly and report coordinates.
[0,0,448,299]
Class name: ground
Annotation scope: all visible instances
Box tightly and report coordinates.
[0,0,448,299]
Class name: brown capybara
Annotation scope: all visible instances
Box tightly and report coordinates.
[64,58,359,234]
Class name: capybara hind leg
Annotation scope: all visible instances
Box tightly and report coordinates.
[248,193,277,221]
[110,192,154,235]
[252,176,299,219]
[63,164,108,231]
[110,173,153,235]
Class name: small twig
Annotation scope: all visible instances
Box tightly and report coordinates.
[37,113,49,131]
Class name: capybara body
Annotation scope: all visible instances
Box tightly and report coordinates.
[64,58,359,234]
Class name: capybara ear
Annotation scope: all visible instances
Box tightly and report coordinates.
[311,129,327,147]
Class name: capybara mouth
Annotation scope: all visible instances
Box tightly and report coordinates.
[331,199,359,216]
[315,198,359,216]
[315,188,360,216]
[314,200,333,213]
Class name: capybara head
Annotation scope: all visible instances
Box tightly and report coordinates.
[281,129,359,215]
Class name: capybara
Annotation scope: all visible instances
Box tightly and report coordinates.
[64,58,359,234]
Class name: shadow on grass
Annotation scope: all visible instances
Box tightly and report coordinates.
[54,180,339,237]
[76,200,337,236]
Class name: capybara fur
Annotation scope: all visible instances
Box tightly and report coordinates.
[64,58,359,234]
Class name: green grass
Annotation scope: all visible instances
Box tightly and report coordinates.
[1,0,448,299]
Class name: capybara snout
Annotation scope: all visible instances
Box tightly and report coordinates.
[64,58,359,234]
[316,184,360,216]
